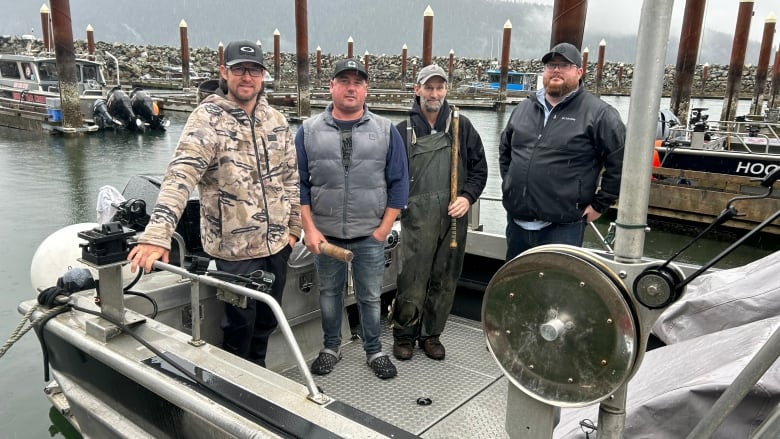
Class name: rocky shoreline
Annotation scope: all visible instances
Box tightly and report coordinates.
[0,35,761,97]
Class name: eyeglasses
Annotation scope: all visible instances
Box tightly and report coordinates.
[544,62,577,72]
[228,65,264,77]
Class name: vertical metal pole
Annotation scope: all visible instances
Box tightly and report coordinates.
[498,20,512,107]
[597,385,628,438]
[295,0,311,117]
[606,4,676,434]
[189,279,203,345]
[769,48,780,109]
[179,20,190,89]
[613,0,674,264]
[550,0,587,50]
[596,39,606,97]
[50,0,84,131]
[274,29,281,90]
[40,4,51,53]
[401,44,408,87]
[720,0,754,124]
[505,385,557,438]
[364,51,370,79]
[448,49,454,83]
[422,5,433,66]
[96,264,126,324]
[316,46,322,82]
[582,48,589,78]
[86,24,95,60]
[750,14,776,116]
[670,0,706,127]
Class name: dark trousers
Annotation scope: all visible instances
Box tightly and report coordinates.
[391,192,468,341]
[218,244,292,366]
[505,214,586,261]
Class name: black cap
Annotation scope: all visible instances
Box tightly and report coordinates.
[224,40,265,69]
[332,58,368,81]
[542,42,582,67]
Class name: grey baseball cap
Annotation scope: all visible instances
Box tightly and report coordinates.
[417,64,447,84]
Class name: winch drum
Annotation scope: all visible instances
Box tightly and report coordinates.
[482,245,640,407]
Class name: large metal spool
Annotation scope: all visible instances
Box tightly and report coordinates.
[482,245,640,407]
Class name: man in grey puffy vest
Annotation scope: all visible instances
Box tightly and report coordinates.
[295,59,409,379]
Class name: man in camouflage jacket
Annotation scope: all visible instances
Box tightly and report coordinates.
[129,40,301,366]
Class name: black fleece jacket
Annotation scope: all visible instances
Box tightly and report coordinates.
[499,88,625,223]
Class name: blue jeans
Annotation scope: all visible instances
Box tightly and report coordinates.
[316,236,386,355]
[505,214,586,261]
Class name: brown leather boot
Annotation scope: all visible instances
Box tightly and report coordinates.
[392,339,414,360]
[421,336,445,360]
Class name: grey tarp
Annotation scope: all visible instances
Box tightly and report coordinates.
[553,251,780,438]
[653,250,780,344]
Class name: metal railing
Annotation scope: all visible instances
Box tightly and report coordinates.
[150,260,329,405]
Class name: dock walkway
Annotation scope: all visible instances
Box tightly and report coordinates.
[149,88,522,115]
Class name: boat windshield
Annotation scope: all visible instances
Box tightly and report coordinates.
[81,64,100,82]
[37,62,58,82]
[0,60,21,79]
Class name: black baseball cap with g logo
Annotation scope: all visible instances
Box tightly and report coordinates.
[224,40,265,69]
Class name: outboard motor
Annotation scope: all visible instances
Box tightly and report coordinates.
[92,98,122,130]
[130,88,167,131]
[656,109,679,140]
[106,86,141,130]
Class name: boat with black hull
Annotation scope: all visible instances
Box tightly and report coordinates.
[8,2,780,438]
[656,107,780,179]
[645,107,780,234]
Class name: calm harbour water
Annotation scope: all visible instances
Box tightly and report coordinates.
[0,96,775,438]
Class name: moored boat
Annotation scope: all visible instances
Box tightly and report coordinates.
[0,52,105,132]
[457,69,537,97]
[647,108,780,234]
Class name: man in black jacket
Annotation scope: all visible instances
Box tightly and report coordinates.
[389,64,488,361]
[499,42,626,261]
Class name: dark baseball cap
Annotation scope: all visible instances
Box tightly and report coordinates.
[224,40,265,69]
[332,58,368,81]
[542,42,582,67]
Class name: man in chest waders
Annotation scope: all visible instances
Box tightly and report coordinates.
[389,64,488,360]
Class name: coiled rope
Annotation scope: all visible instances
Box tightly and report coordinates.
[0,304,67,359]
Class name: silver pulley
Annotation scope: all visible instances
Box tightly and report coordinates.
[482,245,640,407]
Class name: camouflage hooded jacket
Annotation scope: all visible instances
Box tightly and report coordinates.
[139,93,301,261]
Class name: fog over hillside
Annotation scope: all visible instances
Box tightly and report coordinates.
[2,0,765,65]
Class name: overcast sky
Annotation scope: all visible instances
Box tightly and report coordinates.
[525,0,778,47]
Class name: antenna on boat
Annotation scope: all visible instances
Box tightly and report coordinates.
[21,34,34,55]
[104,51,120,86]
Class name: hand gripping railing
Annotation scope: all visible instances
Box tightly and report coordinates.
[152,260,330,405]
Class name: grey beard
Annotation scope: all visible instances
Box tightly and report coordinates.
[423,100,442,113]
